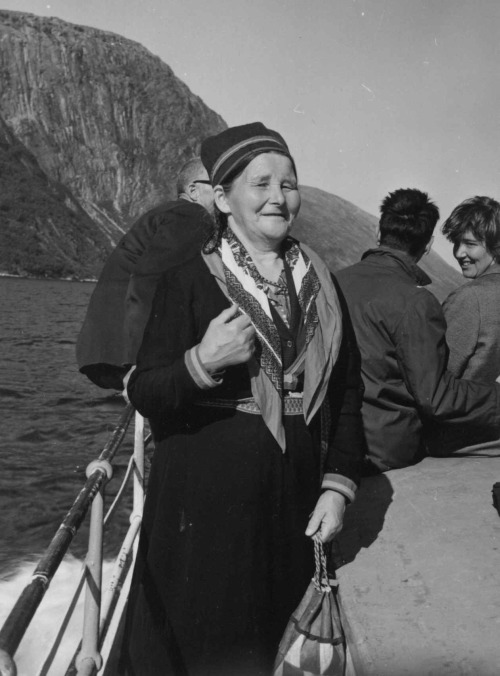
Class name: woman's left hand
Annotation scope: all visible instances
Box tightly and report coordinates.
[305,490,346,543]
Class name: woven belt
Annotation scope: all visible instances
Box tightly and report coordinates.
[194,394,303,416]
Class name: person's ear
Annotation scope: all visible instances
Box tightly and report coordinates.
[214,185,230,214]
[186,182,199,201]
[375,225,381,246]
[424,235,434,256]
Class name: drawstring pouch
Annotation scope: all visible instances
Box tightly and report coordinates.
[273,536,347,676]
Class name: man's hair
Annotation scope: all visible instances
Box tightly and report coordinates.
[176,158,206,196]
[442,196,500,260]
[379,188,440,256]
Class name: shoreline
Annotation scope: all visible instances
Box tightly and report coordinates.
[0,272,97,283]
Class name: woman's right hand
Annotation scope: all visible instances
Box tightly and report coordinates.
[198,304,256,373]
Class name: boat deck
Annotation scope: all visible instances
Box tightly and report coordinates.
[336,454,500,676]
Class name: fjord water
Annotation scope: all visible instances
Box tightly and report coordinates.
[0,277,135,672]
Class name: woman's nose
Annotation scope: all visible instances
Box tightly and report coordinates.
[454,242,466,259]
[269,184,285,205]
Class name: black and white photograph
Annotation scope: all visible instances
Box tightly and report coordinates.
[1,1,500,674]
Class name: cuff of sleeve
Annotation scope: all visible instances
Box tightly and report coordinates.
[184,346,223,389]
[321,473,357,503]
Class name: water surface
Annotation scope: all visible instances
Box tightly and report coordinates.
[0,277,135,573]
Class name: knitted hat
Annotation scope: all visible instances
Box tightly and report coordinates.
[201,122,292,186]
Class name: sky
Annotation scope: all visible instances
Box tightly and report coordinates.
[3,0,500,268]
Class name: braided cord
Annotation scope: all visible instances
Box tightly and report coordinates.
[313,535,331,591]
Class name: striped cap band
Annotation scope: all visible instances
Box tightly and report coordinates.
[201,122,292,186]
[211,135,289,184]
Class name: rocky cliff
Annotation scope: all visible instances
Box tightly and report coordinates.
[0,10,226,236]
[0,10,461,296]
[0,113,113,278]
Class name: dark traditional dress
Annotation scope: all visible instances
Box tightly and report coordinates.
[76,199,212,388]
[120,235,363,676]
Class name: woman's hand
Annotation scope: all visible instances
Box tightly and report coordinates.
[305,490,346,543]
[198,304,256,373]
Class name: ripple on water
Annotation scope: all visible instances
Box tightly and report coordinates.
[53,395,94,406]
[16,429,52,443]
[0,278,138,572]
[0,387,26,399]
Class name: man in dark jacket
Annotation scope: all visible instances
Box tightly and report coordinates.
[76,158,214,389]
[336,188,500,473]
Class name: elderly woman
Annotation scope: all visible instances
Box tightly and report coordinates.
[120,123,364,676]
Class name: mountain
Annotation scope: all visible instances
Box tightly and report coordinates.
[0,10,226,234]
[0,10,461,297]
[0,114,113,278]
[293,186,462,301]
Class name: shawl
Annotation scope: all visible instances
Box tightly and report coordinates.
[202,231,343,450]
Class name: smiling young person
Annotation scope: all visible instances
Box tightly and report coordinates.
[442,196,500,383]
[336,188,500,472]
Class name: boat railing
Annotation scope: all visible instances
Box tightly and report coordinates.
[0,402,147,676]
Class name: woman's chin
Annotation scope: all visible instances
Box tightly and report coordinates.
[460,266,477,279]
[261,218,292,242]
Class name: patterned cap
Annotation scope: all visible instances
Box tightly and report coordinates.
[201,122,292,186]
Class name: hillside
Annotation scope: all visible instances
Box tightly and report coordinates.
[0,10,226,234]
[293,186,462,301]
[0,10,461,295]
[0,115,112,278]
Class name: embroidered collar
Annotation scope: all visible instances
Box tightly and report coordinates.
[218,228,319,395]
[223,227,300,294]
[202,238,343,451]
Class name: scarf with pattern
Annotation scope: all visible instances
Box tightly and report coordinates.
[202,228,343,451]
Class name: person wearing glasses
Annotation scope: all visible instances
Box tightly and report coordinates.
[76,158,214,390]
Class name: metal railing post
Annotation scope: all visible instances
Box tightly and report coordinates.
[75,459,113,676]
[97,412,146,669]
[0,403,142,676]
[0,404,134,675]
[0,650,16,676]
[133,412,145,518]
[0,404,134,676]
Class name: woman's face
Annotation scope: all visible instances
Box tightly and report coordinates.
[217,153,300,249]
[453,228,495,279]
